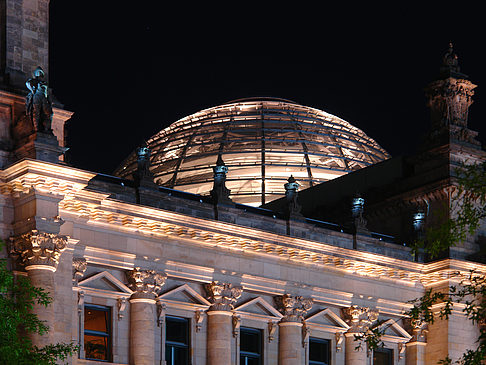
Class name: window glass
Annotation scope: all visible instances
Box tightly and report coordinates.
[240,327,262,365]
[165,316,189,365]
[309,337,330,365]
[373,348,393,365]
[84,305,111,361]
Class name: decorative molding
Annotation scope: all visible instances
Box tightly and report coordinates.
[78,270,133,299]
[77,290,84,314]
[195,309,204,332]
[404,317,428,343]
[275,294,313,323]
[156,301,166,327]
[302,321,310,348]
[4,160,486,289]
[126,267,166,299]
[374,318,412,343]
[268,321,277,342]
[305,308,350,332]
[342,305,379,333]
[234,296,284,321]
[205,281,242,311]
[10,229,68,269]
[117,298,127,320]
[335,332,344,352]
[72,257,87,283]
[158,283,212,307]
[398,342,406,360]
[232,314,241,337]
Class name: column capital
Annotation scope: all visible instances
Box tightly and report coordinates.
[126,267,166,300]
[275,294,313,323]
[72,257,87,284]
[10,229,68,271]
[205,281,242,311]
[404,317,428,343]
[342,305,379,333]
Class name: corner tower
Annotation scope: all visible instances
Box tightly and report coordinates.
[0,0,71,168]
[0,0,50,90]
[424,42,480,150]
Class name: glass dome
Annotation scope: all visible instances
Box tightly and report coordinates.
[114,98,389,206]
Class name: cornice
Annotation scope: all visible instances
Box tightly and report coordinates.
[3,160,486,288]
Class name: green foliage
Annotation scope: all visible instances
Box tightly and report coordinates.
[362,162,486,364]
[0,242,78,364]
[353,322,386,352]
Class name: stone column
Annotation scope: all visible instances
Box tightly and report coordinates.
[10,230,68,348]
[275,294,313,365]
[342,305,379,365]
[205,281,242,365]
[404,318,427,365]
[127,267,166,365]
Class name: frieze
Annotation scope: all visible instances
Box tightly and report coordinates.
[3,163,486,289]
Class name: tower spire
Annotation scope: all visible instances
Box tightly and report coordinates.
[424,43,479,146]
[438,42,468,79]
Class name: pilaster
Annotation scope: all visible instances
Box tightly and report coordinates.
[342,305,379,365]
[9,229,68,347]
[404,318,427,365]
[205,281,242,365]
[126,267,166,365]
[275,294,313,365]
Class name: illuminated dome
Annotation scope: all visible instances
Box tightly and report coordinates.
[114,98,390,206]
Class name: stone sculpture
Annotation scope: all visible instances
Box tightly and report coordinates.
[25,67,53,133]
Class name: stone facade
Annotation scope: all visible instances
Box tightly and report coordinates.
[1,6,485,365]
[0,159,484,364]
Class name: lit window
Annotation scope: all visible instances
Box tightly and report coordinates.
[240,327,262,365]
[165,316,190,365]
[373,348,393,365]
[84,305,112,362]
[309,337,330,365]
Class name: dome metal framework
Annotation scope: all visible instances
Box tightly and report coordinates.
[114,98,390,206]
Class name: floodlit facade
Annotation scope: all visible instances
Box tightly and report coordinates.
[115,98,389,206]
[1,4,486,365]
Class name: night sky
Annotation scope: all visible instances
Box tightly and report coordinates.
[48,4,486,175]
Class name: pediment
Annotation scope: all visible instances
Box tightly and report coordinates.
[234,297,283,320]
[78,271,133,297]
[305,308,349,331]
[158,284,211,307]
[376,319,412,342]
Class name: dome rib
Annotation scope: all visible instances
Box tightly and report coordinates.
[114,99,390,207]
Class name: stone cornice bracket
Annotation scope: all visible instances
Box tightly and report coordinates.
[404,317,428,343]
[205,281,242,311]
[275,294,313,323]
[342,305,379,333]
[126,267,166,300]
[9,229,68,271]
[72,257,87,284]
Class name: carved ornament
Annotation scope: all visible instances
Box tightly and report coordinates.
[126,267,166,299]
[404,317,428,343]
[275,294,313,323]
[205,281,242,311]
[72,257,87,283]
[10,229,68,269]
[342,305,379,333]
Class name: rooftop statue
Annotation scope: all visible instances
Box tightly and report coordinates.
[136,144,152,179]
[440,42,462,76]
[25,67,53,133]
